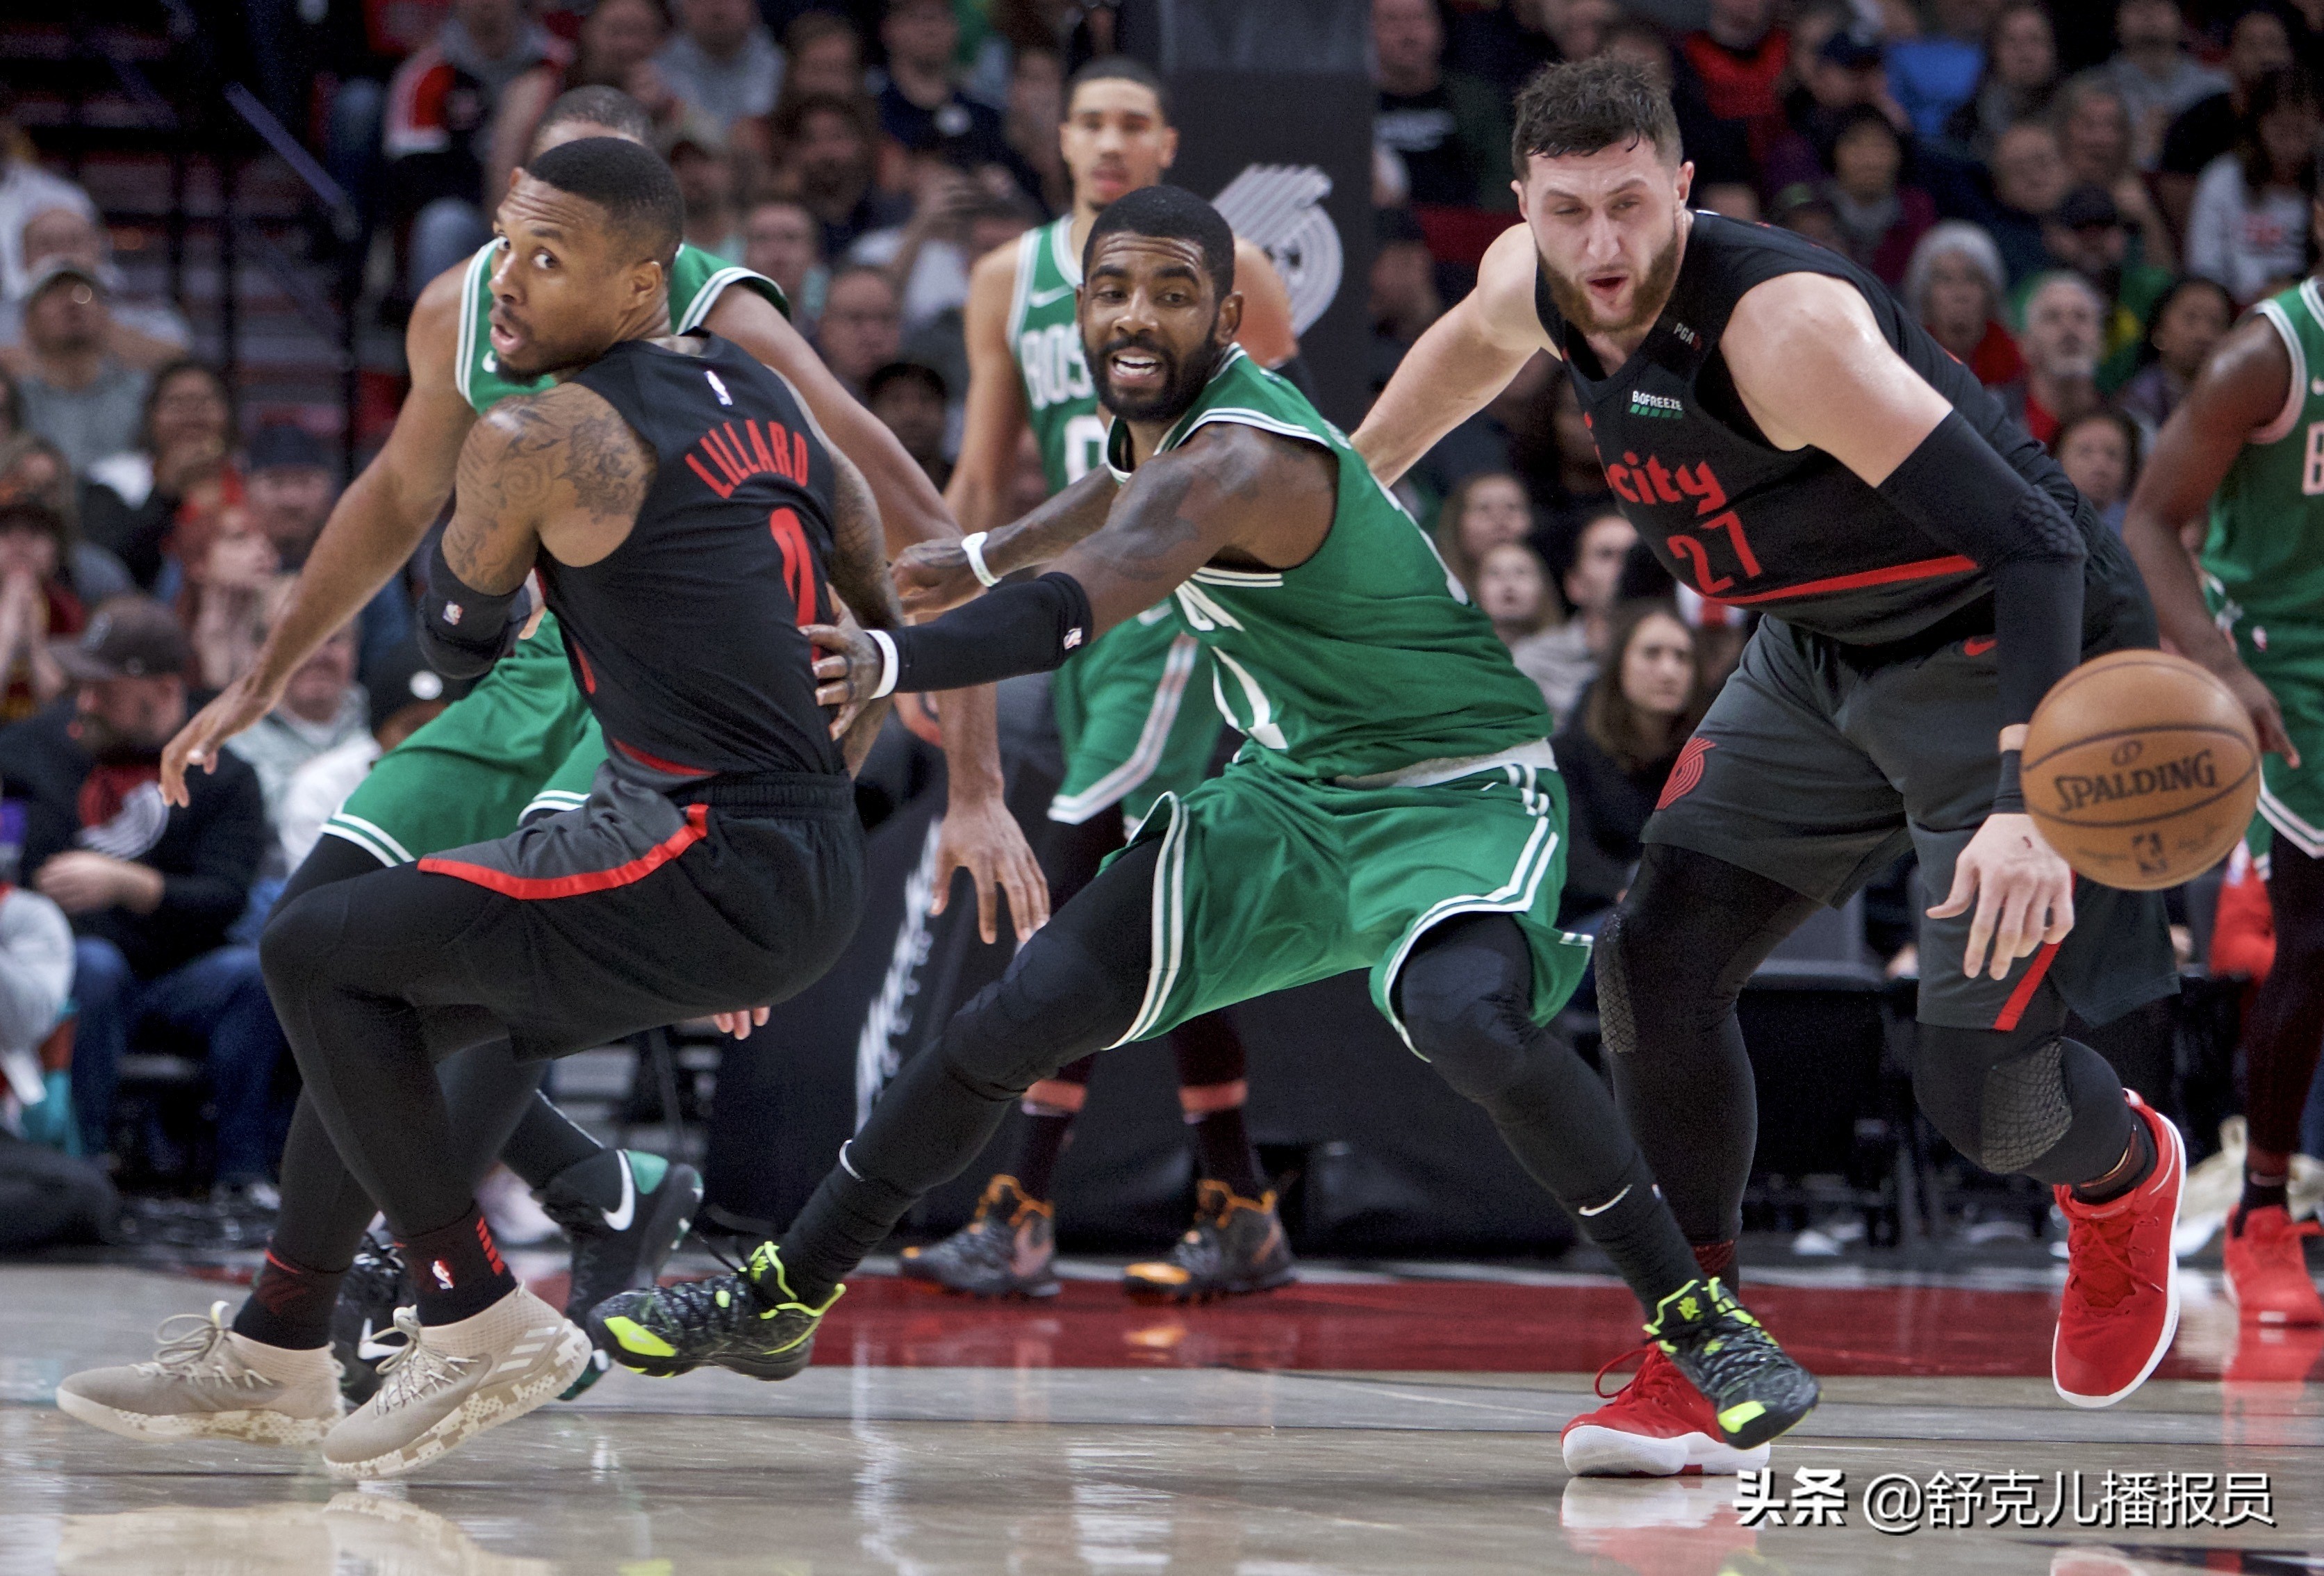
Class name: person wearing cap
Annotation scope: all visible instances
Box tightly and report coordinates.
[274,636,470,874]
[1,204,189,370]
[0,594,281,1198]
[8,258,147,477]
[242,424,413,682]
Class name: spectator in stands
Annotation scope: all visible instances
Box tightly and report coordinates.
[384,0,570,295]
[1943,0,2057,158]
[2104,0,2230,166]
[2000,272,2107,445]
[1905,220,2025,386]
[1886,0,2000,138]
[657,0,783,135]
[2113,274,2234,439]
[852,156,984,335]
[0,598,283,1199]
[2041,186,2176,384]
[0,499,76,723]
[1519,509,1637,721]
[667,128,745,262]
[0,434,136,609]
[1979,119,2073,283]
[2186,68,2319,304]
[0,878,111,1251]
[183,511,277,692]
[1372,0,1515,210]
[3,206,188,370]
[1369,207,1441,391]
[79,359,237,593]
[1823,105,1936,286]
[2159,4,2298,231]
[2057,76,2177,273]
[224,605,365,871]
[1554,602,1708,927]
[9,260,149,478]
[1680,0,1791,158]
[1433,472,1534,596]
[2054,408,2141,531]
[241,425,409,680]
[1442,0,1570,101]
[1770,181,1845,249]
[780,11,866,104]
[875,0,1017,180]
[816,265,903,397]
[1540,376,1614,557]
[277,637,468,873]
[1475,540,1563,657]
[486,0,682,208]
[1767,22,1907,195]
[0,104,94,301]
[743,197,826,329]
[866,361,950,491]
[1005,45,1069,215]
[772,93,908,261]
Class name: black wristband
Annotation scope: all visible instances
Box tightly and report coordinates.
[1993,748,2025,814]
[420,532,527,679]
[891,572,1094,692]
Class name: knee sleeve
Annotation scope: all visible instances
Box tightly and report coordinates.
[1397,914,1536,1103]
[1915,1010,2132,1183]
[1598,844,1820,1060]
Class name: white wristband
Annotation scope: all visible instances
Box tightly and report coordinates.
[961,530,1001,587]
[865,628,900,700]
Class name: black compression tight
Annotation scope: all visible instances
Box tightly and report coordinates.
[2242,839,2324,1162]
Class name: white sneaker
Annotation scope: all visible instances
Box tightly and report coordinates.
[55,1302,343,1445]
[322,1287,590,1480]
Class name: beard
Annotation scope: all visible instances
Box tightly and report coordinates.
[1538,214,1684,337]
[1089,317,1225,425]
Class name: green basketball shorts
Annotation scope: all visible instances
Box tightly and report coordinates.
[1048,607,1223,830]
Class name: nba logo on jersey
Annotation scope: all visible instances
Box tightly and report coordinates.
[705,370,733,407]
[431,1259,455,1290]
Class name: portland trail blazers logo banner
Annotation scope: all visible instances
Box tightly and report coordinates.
[1212,165,1342,336]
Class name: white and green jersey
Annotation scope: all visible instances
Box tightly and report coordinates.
[1105,346,1554,780]
[1007,215,1108,492]
[454,241,789,416]
[2204,277,2324,633]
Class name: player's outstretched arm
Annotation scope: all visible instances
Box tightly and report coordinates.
[2120,315,2300,764]
[895,468,1121,617]
[1351,223,1554,488]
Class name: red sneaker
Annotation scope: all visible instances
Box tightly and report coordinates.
[2223,1204,2324,1327]
[2052,1092,2184,1408]
[1560,1344,1772,1477]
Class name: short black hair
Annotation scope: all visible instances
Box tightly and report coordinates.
[521,136,684,269]
[1083,184,1234,297]
[866,360,947,402]
[536,85,654,148]
[1067,55,1171,122]
[1510,57,1683,173]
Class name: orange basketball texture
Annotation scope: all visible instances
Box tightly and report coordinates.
[2022,650,2260,892]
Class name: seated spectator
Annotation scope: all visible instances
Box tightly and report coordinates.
[1370,207,1443,391]
[1434,471,1534,594]
[1611,21,1754,189]
[2054,408,2141,531]
[668,126,745,262]
[0,433,137,608]
[1373,0,1515,210]
[1695,181,1761,220]
[1680,0,1791,162]
[743,197,827,329]
[1474,541,1563,659]
[0,878,113,1250]
[1553,602,1708,927]
[8,260,148,478]
[850,156,986,335]
[79,359,239,593]
[277,637,467,873]
[1979,120,2072,284]
[2104,0,2229,168]
[1769,181,1845,251]
[2158,5,2296,233]
[2036,186,2175,386]
[1004,44,1068,215]
[1904,220,2025,386]
[865,361,950,490]
[182,510,276,691]
[1517,509,1637,721]
[3,205,188,369]
[224,600,365,888]
[1767,22,1903,195]
[656,0,782,136]
[242,424,411,682]
[816,264,904,397]
[875,0,1023,195]
[1885,0,1994,138]
[770,92,909,261]
[2186,69,2318,306]
[1538,376,1613,558]
[486,0,681,208]
[1823,105,1935,286]
[0,107,95,300]
[780,10,865,104]
[0,598,284,1201]
[2113,275,2234,440]
[1943,0,2057,158]
[1999,272,2107,445]
[384,0,570,296]
[0,498,97,723]
[2055,76,2176,273]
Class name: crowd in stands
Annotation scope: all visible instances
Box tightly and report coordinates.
[0,0,2311,1229]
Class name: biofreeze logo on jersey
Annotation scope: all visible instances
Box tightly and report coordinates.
[1629,391,1684,418]
[1019,323,1093,411]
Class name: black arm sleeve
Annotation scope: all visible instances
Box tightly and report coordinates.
[418,530,528,680]
[891,572,1094,692]
[1874,411,2085,746]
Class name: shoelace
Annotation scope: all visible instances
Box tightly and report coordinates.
[2063,1206,2150,1313]
[372,1308,478,1409]
[135,1303,264,1388]
[1590,1341,1675,1402]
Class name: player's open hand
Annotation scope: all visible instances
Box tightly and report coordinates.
[805,622,882,739]
[1928,812,2075,981]
[891,540,981,618]
[161,673,281,807]
[2217,659,2300,767]
[934,789,1050,944]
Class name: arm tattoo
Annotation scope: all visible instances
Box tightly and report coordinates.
[986,468,1119,575]
[1101,425,1279,589]
[447,386,652,593]
[823,445,905,632]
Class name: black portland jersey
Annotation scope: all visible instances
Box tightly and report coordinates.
[554,333,843,781]
[1535,213,2148,648]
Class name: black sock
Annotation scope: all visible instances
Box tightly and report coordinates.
[542,1145,628,1211]
[2239,1165,2291,1224]
[1573,1163,1706,1315]
[233,1247,345,1349]
[1009,1108,1076,1202]
[1191,1105,1264,1196]
[399,1206,518,1324]
[500,1095,604,1191]
[2070,1117,2156,1206]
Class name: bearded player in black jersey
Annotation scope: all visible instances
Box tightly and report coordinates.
[56,139,889,1480]
[1358,60,2185,1476]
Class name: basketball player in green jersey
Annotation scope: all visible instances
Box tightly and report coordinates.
[149,90,1039,1398]
[2123,265,2324,1332]
[903,56,1302,1299]
[596,188,1821,1459]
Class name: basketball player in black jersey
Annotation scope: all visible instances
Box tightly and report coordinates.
[1358,60,2186,1473]
[56,138,887,1480]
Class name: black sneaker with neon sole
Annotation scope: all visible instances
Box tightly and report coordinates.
[542,1149,703,1398]
[1645,1278,1820,1452]
[588,1242,839,1381]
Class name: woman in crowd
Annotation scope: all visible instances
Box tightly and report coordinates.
[2053,409,2141,534]
[2187,69,2319,304]
[1474,539,1563,656]
[2113,277,2234,441]
[1433,470,1534,595]
[77,357,237,592]
[2055,75,2176,272]
[1552,602,1708,928]
[1942,0,2057,159]
[0,432,134,607]
[1902,221,2023,387]
[1822,104,1934,287]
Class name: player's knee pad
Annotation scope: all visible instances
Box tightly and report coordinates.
[1913,1015,2087,1176]
[1598,845,1815,1060]
[1398,917,1535,1104]
[939,928,1150,1098]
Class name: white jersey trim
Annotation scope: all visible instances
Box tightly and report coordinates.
[2252,297,2307,446]
[1336,737,1560,790]
[454,242,495,407]
[1046,633,1200,824]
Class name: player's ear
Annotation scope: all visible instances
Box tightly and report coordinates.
[1674,158,1695,206]
[1215,288,1243,346]
[1159,123,1179,172]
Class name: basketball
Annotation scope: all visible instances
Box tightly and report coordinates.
[2022,649,2261,891]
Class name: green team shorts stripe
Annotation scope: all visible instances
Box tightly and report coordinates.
[2232,626,2324,860]
[324,614,597,864]
[1104,742,1590,1049]
[1050,609,1221,827]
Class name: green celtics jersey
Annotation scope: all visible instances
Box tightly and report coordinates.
[2204,277,2324,628]
[453,243,789,415]
[1007,215,1108,491]
[1105,345,1554,780]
